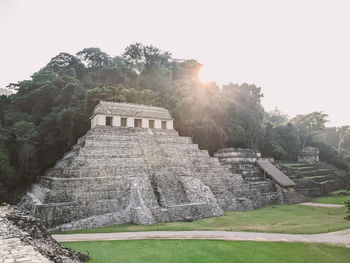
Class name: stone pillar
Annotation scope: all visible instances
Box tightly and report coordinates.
[167,120,173,130]
[113,116,121,127]
[142,118,149,128]
[91,116,97,129]
[127,117,134,127]
[154,119,161,129]
[97,115,106,126]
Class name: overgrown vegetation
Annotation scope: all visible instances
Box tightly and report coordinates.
[345,201,350,221]
[0,43,349,202]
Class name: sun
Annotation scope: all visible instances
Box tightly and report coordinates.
[198,65,212,83]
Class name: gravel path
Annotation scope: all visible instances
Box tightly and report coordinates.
[53,229,350,248]
[301,202,345,208]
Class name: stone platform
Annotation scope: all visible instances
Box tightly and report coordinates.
[19,127,262,231]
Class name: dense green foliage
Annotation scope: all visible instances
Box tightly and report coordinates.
[345,201,350,220]
[0,43,348,202]
[57,205,350,235]
[62,240,350,263]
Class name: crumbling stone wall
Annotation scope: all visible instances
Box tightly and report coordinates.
[0,205,89,263]
[214,148,301,205]
[298,147,320,165]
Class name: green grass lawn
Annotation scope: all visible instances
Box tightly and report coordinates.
[313,195,350,204]
[61,239,350,263]
[56,205,350,235]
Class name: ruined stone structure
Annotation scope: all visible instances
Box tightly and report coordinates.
[0,205,88,263]
[215,148,305,205]
[278,161,349,198]
[19,102,263,231]
[298,147,320,165]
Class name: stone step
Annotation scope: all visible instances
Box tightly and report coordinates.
[39,185,134,203]
[242,177,266,183]
[45,167,148,178]
[218,157,257,165]
[298,175,336,183]
[295,170,334,177]
[249,181,276,193]
[240,170,262,177]
[81,141,200,150]
[55,156,148,168]
[34,199,134,226]
[47,165,230,180]
[88,126,179,135]
[39,176,136,190]
[228,166,257,171]
[85,134,192,144]
[214,151,258,159]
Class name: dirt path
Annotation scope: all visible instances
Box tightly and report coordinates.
[53,229,350,247]
[301,202,345,208]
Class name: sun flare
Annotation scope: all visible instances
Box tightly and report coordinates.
[198,66,212,83]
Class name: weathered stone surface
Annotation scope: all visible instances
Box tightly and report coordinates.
[278,162,350,198]
[18,126,263,231]
[0,205,89,263]
[215,148,305,205]
[298,147,320,165]
[256,160,295,187]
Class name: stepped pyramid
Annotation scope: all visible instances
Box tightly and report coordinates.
[19,102,261,231]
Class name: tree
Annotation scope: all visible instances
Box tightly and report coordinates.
[42,52,84,77]
[11,121,40,182]
[291,111,329,148]
[122,43,172,74]
[337,126,350,153]
[77,48,111,68]
[172,59,202,81]
[265,107,288,125]
[0,122,15,200]
[262,122,301,160]
[345,201,350,220]
[221,83,265,150]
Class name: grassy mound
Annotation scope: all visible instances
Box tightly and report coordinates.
[56,205,350,235]
[62,240,350,263]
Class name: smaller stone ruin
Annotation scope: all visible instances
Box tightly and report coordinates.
[0,204,89,263]
[298,147,320,165]
[215,148,306,205]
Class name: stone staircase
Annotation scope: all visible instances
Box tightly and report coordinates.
[214,148,288,206]
[19,126,262,231]
[277,162,349,198]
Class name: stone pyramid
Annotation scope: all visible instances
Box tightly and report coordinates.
[19,102,261,231]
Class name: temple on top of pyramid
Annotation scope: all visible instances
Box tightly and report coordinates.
[90,101,174,130]
[18,101,297,231]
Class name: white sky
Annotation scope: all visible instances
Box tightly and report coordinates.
[1,0,349,126]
